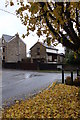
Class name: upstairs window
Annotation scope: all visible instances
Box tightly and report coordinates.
[3,47,5,52]
[2,39,4,44]
[37,48,40,55]
[3,56,5,60]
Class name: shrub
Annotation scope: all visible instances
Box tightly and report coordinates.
[65,76,72,85]
[73,77,80,86]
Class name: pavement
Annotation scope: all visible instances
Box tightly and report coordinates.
[1,69,77,107]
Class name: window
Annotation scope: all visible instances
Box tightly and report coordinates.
[48,56,52,62]
[3,56,5,60]
[3,48,5,52]
[2,38,4,44]
[37,48,40,55]
[3,56,5,62]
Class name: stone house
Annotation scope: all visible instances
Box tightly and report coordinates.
[2,34,26,63]
[30,42,64,63]
[0,38,2,65]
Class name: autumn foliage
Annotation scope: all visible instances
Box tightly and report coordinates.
[6,1,80,54]
[2,82,80,118]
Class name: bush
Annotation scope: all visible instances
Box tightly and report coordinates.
[65,76,80,86]
[73,77,80,86]
[21,57,31,63]
[65,76,72,85]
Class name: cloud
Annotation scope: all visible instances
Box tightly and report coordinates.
[0,13,26,37]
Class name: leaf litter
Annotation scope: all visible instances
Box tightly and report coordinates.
[2,82,80,118]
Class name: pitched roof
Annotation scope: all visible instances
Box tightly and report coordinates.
[43,43,58,51]
[30,42,58,51]
[2,34,26,45]
[2,34,15,42]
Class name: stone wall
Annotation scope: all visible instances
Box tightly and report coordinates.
[2,36,26,63]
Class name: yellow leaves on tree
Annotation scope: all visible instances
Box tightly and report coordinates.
[10,0,14,6]
[6,1,80,53]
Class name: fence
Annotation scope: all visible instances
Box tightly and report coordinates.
[2,62,37,70]
[2,62,63,70]
[2,62,80,71]
[2,63,63,70]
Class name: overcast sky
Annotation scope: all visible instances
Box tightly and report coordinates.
[0,0,64,54]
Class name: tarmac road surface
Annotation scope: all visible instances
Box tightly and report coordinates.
[1,69,77,106]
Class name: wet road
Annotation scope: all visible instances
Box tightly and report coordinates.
[2,69,77,105]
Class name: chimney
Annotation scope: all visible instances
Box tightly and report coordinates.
[15,33,19,38]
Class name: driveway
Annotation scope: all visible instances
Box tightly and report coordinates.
[2,69,77,107]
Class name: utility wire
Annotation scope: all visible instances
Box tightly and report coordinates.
[0,8,16,16]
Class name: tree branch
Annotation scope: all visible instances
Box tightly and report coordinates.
[63,22,80,46]
[70,18,80,27]
[76,8,80,36]
[47,2,53,12]
[39,2,58,37]
[58,32,77,51]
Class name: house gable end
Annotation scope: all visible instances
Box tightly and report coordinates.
[2,34,14,43]
[30,42,45,50]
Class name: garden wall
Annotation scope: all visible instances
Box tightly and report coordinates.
[2,62,63,70]
[2,62,80,71]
